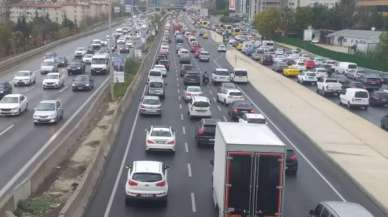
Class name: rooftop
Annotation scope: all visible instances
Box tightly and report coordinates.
[327,29,382,42]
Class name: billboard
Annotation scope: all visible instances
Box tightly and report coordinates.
[229,0,236,11]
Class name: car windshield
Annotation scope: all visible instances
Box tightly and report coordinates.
[16,71,30,76]
[150,82,163,88]
[1,96,18,103]
[132,173,162,182]
[151,129,172,137]
[183,65,193,70]
[35,102,55,111]
[248,118,266,124]
[193,101,210,107]
[230,92,243,96]
[223,83,236,89]
[92,58,106,64]
[43,61,54,66]
[47,74,59,79]
[355,91,368,98]
[235,71,247,76]
[143,98,160,105]
[349,64,357,69]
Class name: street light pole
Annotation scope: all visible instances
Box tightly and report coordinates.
[108,0,114,98]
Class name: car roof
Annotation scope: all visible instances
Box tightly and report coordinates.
[17,70,31,73]
[133,161,162,174]
[149,77,163,82]
[321,201,375,217]
[347,88,367,92]
[192,95,209,102]
[215,68,228,71]
[227,88,241,93]
[201,118,219,125]
[3,94,23,97]
[234,68,247,71]
[143,95,160,100]
[244,113,265,119]
[47,72,60,75]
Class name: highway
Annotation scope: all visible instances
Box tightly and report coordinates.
[0,25,131,192]
[84,16,387,217]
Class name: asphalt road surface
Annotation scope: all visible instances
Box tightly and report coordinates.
[84,19,387,217]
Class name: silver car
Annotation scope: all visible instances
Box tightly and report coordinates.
[139,95,162,116]
[183,86,203,102]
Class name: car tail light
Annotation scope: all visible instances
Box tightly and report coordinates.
[250,109,255,113]
[167,140,175,144]
[289,154,297,161]
[197,127,205,135]
[156,180,166,187]
[147,139,155,144]
[233,108,239,113]
[128,180,138,186]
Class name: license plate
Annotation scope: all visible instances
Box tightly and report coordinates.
[156,141,164,144]
[141,194,153,198]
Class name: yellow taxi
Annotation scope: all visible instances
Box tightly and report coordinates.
[283,67,301,77]
[202,32,209,39]
[236,43,243,50]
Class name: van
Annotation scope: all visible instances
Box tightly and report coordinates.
[148,77,165,98]
[231,68,248,83]
[309,201,375,217]
[188,96,212,119]
[178,49,191,64]
[91,53,109,75]
[148,69,163,81]
[211,68,230,84]
[336,62,358,75]
[339,88,369,110]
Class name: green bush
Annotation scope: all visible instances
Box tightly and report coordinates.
[113,58,141,98]
[275,36,388,72]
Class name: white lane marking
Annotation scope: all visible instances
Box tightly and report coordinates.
[178,95,181,101]
[179,104,182,109]
[223,115,227,121]
[187,163,192,177]
[238,87,347,201]
[217,105,222,111]
[180,113,184,120]
[103,32,163,217]
[184,142,189,153]
[176,77,179,82]
[177,89,180,94]
[182,126,186,135]
[0,124,15,136]
[59,85,68,93]
[0,75,111,198]
[190,192,197,213]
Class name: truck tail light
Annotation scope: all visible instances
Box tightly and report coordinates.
[156,180,166,187]
[128,180,138,186]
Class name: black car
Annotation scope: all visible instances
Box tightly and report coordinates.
[286,147,298,176]
[180,64,193,77]
[56,56,68,67]
[369,91,388,107]
[228,100,255,121]
[86,46,94,54]
[157,59,170,71]
[195,118,218,146]
[183,71,201,85]
[72,75,94,91]
[381,114,388,130]
[358,74,383,91]
[261,55,273,65]
[272,61,288,73]
[67,59,85,75]
[0,81,12,99]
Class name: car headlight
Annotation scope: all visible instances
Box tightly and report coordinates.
[72,83,76,86]
[85,83,90,86]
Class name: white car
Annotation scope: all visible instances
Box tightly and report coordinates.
[188,96,211,119]
[13,70,36,86]
[0,94,28,116]
[82,54,93,64]
[339,88,369,110]
[153,65,167,77]
[42,73,64,89]
[183,86,203,102]
[211,68,230,84]
[40,59,57,75]
[238,113,266,124]
[217,44,227,52]
[198,51,210,62]
[297,71,317,85]
[125,161,168,203]
[145,126,176,152]
[148,69,163,82]
[230,69,248,83]
[217,88,244,105]
[160,44,169,55]
[74,47,87,57]
[313,67,328,79]
[33,100,63,124]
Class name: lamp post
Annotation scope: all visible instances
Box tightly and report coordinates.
[108,0,114,98]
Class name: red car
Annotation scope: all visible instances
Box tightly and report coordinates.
[192,45,202,55]
[194,48,204,58]
[304,60,316,69]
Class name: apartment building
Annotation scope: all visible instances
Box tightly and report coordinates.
[0,0,7,23]
[9,0,109,26]
[357,0,388,16]
[247,0,283,22]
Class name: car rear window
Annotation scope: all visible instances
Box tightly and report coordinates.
[355,91,368,98]
[214,70,229,76]
[149,71,161,76]
[348,64,357,69]
[230,92,243,96]
[132,173,162,182]
[143,98,160,105]
[149,82,163,88]
[248,118,266,124]
[367,78,380,82]
[151,130,171,137]
[234,71,247,76]
[183,65,193,70]
[203,125,216,134]
[193,101,210,107]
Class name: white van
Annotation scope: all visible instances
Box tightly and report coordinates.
[335,62,358,74]
[91,53,109,75]
[211,68,230,84]
[339,88,369,110]
[148,77,165,98]
[231,68,248,83]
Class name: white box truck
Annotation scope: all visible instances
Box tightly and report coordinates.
[212,122,286,217]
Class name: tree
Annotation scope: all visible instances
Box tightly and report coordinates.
[332,0,356,29]
[294,7,313,35]
[0,24,12,57]
[254,8,281,38]
[377,32,388,60]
